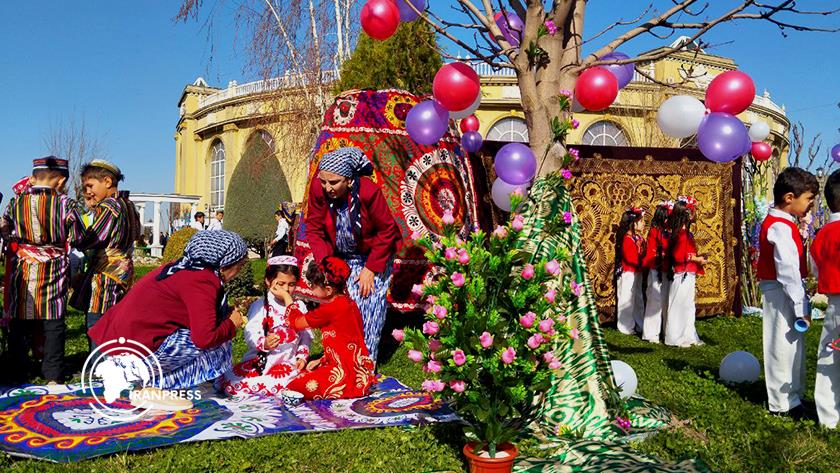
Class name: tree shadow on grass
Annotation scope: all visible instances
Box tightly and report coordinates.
[377,309,425,366]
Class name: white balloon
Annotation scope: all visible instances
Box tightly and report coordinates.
[748,121,771,142]
[450,93,482,120]
[490,178,528,212]
[610,360,637,399]
[719,351,761,384]
[656,95,706,139]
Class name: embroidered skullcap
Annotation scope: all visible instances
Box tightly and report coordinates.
[318,147,373,178]
[157,230,248,280]
[32,156,69,172]
[320,256,351,286]
[87,160,125,182]
[268,255,298,267]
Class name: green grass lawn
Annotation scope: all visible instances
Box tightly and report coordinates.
[0,263,838,471]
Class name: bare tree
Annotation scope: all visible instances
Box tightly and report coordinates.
[43,115,107,200]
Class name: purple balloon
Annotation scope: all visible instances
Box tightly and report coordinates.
[600,52,634,89]
[396,0,426,22]
[494,143,537,185]
[697,112,750,163]
[491,178,528,212]
[406,100,450,146]
[494,12,524,47]
[461,131,483,153]
[832,143,840,163]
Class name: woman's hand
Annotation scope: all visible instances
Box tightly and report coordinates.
[356,267,375,298]
[295,357,307,371]
[229,309,247,329]
[264,333,281,350]
[306,358,321,371]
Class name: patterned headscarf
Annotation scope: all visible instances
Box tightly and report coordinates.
[318,147,374,240]
[268,255,298,267]
[157,230,248,281]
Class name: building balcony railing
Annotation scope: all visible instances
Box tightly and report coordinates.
[197,70,340,110]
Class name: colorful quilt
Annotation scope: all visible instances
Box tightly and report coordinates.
[0,377,457,463]
[293,89,480,311]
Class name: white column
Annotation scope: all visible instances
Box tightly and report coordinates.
[151,200,163,257]
[136,202,146,224]
[190,203,198,221]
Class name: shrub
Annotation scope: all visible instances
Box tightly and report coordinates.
[226,259,258,299]
[162,227,198,262]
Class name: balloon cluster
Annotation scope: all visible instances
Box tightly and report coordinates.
[360,0,427,41]
[657,70,759,164]
[574,51,634,112]
[406,62,483,146]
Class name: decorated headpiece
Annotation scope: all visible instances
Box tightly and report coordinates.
[677,195,697,211]
[12,176,32,195]
[658,200,675,215]
[627,207,645,218]
[320,256,351,287]
[268,255,298,267]
[32,156,69,173]
[87,160,125,182]
[318,147,373,179]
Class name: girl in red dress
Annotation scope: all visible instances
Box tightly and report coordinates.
[280,256,375,400]
[614,207,646,336]
[641,201,672,343]
[665,197,707,347]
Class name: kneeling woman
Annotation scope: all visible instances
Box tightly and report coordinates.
[89,230,248,390]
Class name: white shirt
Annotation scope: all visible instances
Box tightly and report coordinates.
[274,219,289,241]
[207,219,223,231]
[765,208,807,318]
[190,221,205,231]
[809,212,840,278]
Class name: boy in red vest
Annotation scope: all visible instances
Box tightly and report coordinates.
[812,169,840,428]
[758,167,818,418]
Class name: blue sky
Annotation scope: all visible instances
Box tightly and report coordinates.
[0,2,837,203]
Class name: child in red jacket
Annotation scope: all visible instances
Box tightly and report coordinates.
[642,201,672,343]
[614,207,645,336]
[665,197,706,347]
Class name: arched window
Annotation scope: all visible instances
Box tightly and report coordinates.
[257,129,275,151]
[210,140,226,210]
[582,120,629,146]
[486,117,529,143]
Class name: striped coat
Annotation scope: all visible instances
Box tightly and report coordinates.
[0,187,83,320]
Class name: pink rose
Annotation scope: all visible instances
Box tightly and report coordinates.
[449,380,466,393]
[428,339,442,352]
[570,328,580,339]
[452,349,466,366]
[479,331,494,348]
[538,319,555,333]
[544,19,557,35]
[511,214,525,231]
[445,247,457,260]
[458,249,470,265]
[426,360,442,373]
[442,210,455,225]
[511,188,523,197]
[422,379,445,392]
[545,289,557,303]
[519,311,536,328]
[433,241,442,250]
[411,284,424,297]
[392,329,405,342]
[451,272,465,287]
[563,211,573,224]
[559,89,573,98]
[571,118,580,130]
[423,321,439,335]
[408,350,423,363]
[492,225,508,239]
[501,347,516,365]
[543,352,556,363]
[571,281,582,297]
[545,259,561,275]
[521,264,535,280]
[568,147,580,160]
[561,169,573,180]
[433,305,448,320]
[527,334,544,349]
[556,315,567,323]
[411,230,423,241]
[549,360,562,370]
[426,295,437,304]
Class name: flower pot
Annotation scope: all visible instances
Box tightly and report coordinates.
[463,442,518,473]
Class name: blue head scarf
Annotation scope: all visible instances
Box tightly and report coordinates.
[157,230,248,281]
[318,147,374,241]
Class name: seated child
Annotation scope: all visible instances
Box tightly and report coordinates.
[280,256,375,400]
[217,255,312,397]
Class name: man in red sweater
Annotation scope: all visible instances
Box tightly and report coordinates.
[758,167,817,419]
[811,170,840,428]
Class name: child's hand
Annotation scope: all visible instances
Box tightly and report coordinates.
[274,286,294,305]
[264,333,281,350]
[295,358,307,371]
[306,359,321,371]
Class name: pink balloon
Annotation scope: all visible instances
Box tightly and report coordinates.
[751,142,772,161]
[575,68,618,112]
[433,63,481,112]
[361,0,400,41]
[705,70,755,115]
[459,115,480,133]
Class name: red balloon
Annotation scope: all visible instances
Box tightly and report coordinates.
[361,0,400,41]
[460,115,480,133]
[751,141,772,161]
[574,67,618,112]
[705,70,755,115]
[433,63,481,112]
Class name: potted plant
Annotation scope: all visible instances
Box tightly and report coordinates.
[395,197,574,472]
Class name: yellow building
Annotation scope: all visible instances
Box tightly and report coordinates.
[175,37,788,212]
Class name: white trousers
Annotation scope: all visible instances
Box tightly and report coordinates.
[616,271,643,335]
[815,296,840,427]
[761,281,806,413]
[643,270,670,342]
[665,273,700,346]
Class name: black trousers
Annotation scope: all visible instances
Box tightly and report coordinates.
[9,318,66,382]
